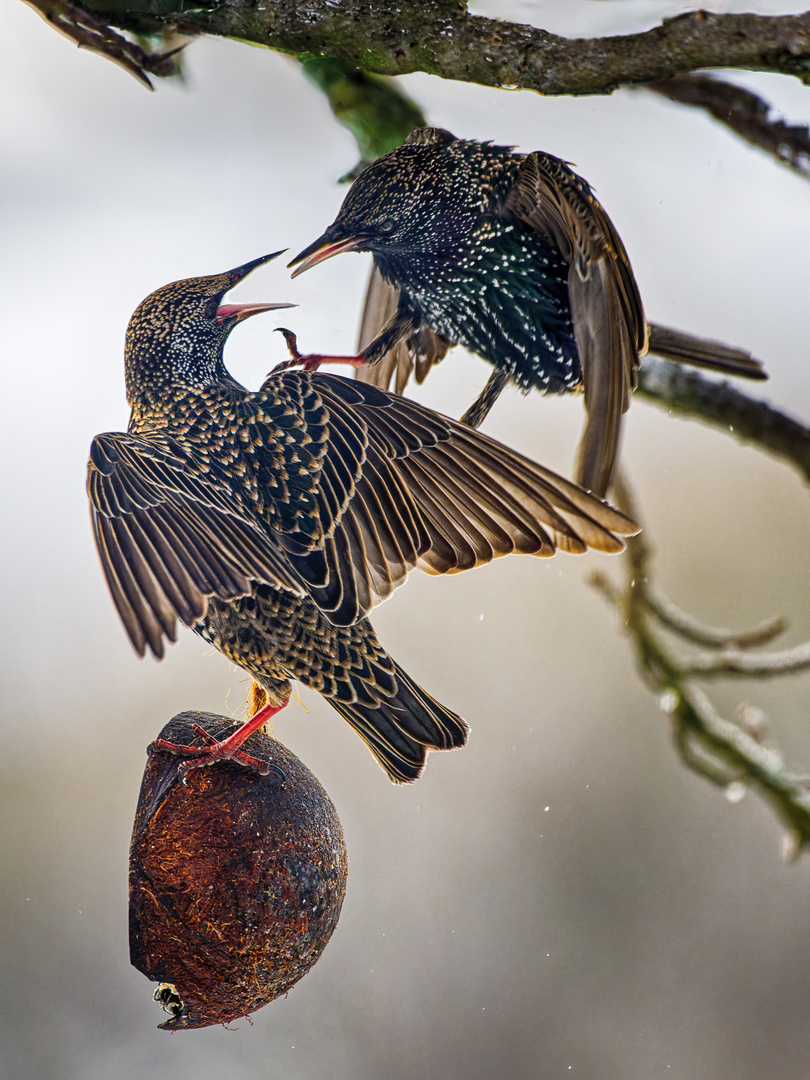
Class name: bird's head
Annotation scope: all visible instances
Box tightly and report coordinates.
[124,251,294,406]
[289,128,499,277]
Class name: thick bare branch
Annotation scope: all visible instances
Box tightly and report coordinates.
[67,4,810,94]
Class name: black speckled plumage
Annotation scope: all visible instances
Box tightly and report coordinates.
[290,127,766,496]
[87,255,638,782]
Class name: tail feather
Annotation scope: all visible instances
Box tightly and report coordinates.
[327,663,469,784]
[646,323,767,381]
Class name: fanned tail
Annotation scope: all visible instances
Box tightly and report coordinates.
[327,662,469,784]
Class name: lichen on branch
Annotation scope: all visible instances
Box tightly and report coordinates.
[55,2,810,95]
[593,474,810,858]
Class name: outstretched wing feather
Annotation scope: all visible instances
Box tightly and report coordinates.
[88,431,303,656]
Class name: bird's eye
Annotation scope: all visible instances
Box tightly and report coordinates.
[377,218,397,236]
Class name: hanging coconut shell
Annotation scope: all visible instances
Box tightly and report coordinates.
[129,711,347,1030]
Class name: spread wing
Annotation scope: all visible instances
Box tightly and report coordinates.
[504,152,647,496]
[88,372,638,660]
[262,372,638,627]
[87,431,303,659]
[355,265,453,393]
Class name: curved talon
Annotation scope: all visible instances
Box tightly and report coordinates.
[272,327,365,373]
[275,327,301,359]
[266,358,298,377]
[150,737,206,758]
[151,735,272,776]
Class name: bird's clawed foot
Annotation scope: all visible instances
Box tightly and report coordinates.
[149,699,289,781]
[267,328,366,376]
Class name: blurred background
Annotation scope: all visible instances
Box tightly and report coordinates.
[4,1,810,1077]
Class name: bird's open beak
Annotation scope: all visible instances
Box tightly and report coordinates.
[215,302,296,325]
[217,251,295,324]
[288,235,367,278]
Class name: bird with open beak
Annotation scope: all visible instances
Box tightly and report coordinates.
[87,253,639,782]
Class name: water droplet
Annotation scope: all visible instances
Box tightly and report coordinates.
[658,689,679,714]
[724,781,747,804]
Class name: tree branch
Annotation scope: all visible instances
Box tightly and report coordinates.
[637,358,810,486]
[593,475,810,856]
[647,73,810,179]
[683,642,810,679]
[59,3,810,94]
[644,587,787,650]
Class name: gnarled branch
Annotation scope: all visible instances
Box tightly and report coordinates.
[36,3,810,95]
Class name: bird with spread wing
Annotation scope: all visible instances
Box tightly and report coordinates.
[87,252,638,782]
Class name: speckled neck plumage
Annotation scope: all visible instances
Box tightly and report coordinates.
[124,276,239,417]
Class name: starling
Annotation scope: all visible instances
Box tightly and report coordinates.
[289,126,766,496]
[87,254,638,783]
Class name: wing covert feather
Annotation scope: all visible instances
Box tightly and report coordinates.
[285,374,638,617]
[89,372,637,654]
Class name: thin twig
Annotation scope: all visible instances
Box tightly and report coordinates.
[671,720,740,789]
[637,358,810,486]
[23,0,188,89]
[683,641,810,678]
[592,472,810,854]
[644,587,787,650]
[647,73,810,180]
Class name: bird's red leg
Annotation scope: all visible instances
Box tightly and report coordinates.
[268,328,366,375]
[150,697,289,778]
